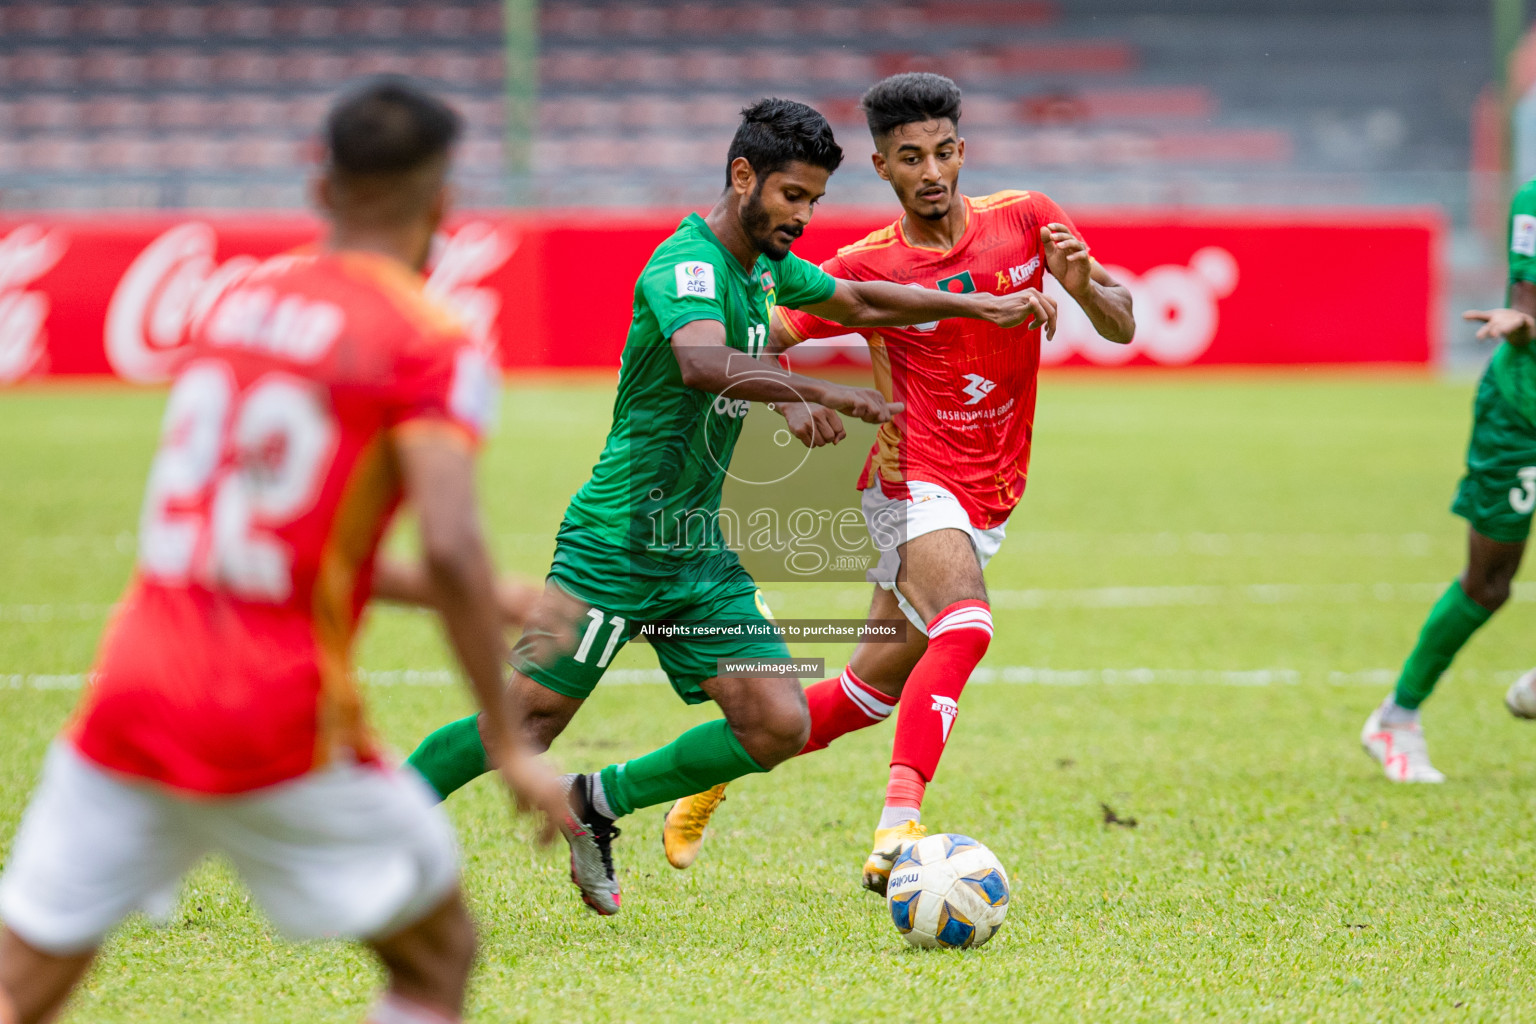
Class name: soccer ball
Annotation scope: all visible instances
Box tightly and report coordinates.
[886,833,1010,949]
[1506,668,1536,719]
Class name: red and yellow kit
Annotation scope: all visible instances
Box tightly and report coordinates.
[72,251,491,795]
[778,191,1080,530]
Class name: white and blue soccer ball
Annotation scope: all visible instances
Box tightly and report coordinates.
[886,833,1010,949]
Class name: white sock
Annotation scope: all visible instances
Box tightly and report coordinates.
[879,805,921,830]
[1380,698,1420,727]
[587,772,616,820]
[366,993,459,1024]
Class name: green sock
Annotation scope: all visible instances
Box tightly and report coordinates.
[1392,581,1494,710]
[406,714,490,801]
[598,719,765,818]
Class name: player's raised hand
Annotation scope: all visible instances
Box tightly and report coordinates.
[1042,223,1092,296]
[780,401,847,448]
[978,288,1057,338]
[821,385,904,424]
[1465,308,1536,345]
[495,746,569,845]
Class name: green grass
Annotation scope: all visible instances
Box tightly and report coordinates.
[5,373,1536,1023]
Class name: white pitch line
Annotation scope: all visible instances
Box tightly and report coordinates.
[0,666,1518,691]
[3,582,1533,625]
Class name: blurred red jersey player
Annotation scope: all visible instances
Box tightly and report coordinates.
[661,74,1136,894]
[0,79,566,1024]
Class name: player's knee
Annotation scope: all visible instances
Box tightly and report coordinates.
[928,602,993,659]
[746,687,812,767]
[1463,566,1516,611]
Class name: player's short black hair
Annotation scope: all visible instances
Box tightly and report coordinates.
[860,72,963,142]
[725,98,843,187]
[326,77,462,176]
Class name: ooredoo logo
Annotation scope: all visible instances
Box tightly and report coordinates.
[0,225,66,383]
[1041,246,1239,366]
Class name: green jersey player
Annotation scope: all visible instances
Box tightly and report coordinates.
[405,99,1056,913]
[1362,176,1536,782]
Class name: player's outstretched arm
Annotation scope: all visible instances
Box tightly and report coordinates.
[1041,223,1135,344]
[371,555,541,630]
[756,315,848,448]
[395,427,568,842]
[671,318,902,425]
[1464,308,1536,345]
[799,278,1058,337]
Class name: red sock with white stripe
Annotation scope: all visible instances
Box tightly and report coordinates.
[799,666,898,755]
[882,600,993,826]
[366,994,460,1024]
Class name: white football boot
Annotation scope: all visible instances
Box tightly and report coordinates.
[1505,669,1536,719]
[1360,698,1445,783]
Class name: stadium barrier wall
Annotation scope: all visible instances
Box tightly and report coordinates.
[0,208,1441,384]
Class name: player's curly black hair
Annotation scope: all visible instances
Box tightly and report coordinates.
[326,76,462,176]
[725,98,844,186]
[860,72,963,142]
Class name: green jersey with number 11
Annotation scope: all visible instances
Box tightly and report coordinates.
[562,212,836,561]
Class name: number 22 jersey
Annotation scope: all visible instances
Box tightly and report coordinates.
[71,251,494,795]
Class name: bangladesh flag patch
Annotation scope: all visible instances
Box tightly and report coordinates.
[935,270,976,294]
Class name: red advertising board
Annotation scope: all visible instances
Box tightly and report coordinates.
[0,207,1441,383]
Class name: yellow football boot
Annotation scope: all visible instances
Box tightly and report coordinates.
[661,783,728,869]
[862,820,927,895]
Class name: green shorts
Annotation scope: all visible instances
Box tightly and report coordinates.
[1451,369,1536,544]
[512,519,789,705]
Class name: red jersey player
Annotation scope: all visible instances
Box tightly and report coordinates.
[0,80,566,1024]
[662,74,1135,894]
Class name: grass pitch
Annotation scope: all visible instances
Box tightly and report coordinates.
[4,373,1536,1023]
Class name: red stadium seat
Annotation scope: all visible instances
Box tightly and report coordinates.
[147,49,213,86]
[11,49,75,86]
[96,98,151,131]
[149,96,215,130]
[74,5,140,37]
[139,5,207,38]
[79,48,147,87]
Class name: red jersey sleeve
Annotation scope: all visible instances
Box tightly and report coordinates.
[387,330,497,448]
[1021,192,1085,247]
[775,253,871,344]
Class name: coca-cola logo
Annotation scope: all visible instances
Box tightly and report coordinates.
[1041,247,1238,366]
[105,221,517,382]
[425,221,516,354]
[105,222,259,383]
[0,225,66,383]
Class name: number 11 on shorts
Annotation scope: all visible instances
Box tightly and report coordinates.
[574,608,626,667]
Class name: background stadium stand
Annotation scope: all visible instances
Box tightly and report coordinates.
[0,0,1489,212]
[0,0,1503,359]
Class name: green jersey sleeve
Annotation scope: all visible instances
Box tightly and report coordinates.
[1509,179,1536,286]
[770,251,837,309]
[641,245,731,339]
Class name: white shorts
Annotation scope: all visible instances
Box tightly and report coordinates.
[861,480,1008,636]
[0,742,459,955]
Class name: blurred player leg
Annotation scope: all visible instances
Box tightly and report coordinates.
[407,581,587,800]
[365,890,477,1024]
[0,929,93,1024]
